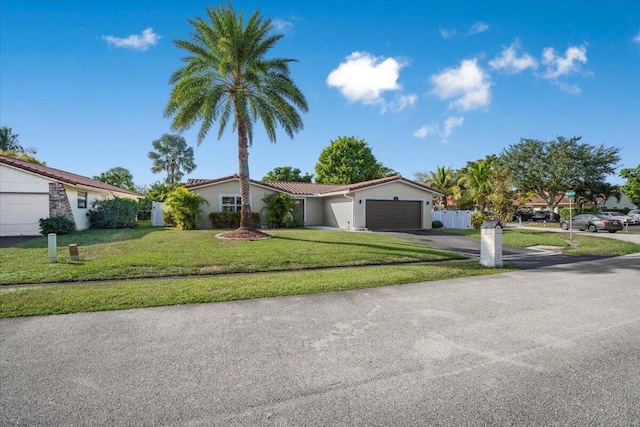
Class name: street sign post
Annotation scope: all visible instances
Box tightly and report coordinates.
[567,191,576,238]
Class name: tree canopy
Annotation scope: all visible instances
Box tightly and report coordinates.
[1,126,37,158]
[93,167,135,191]
[263,166,313,182]
[422,165,456,209]
[148,134,197,184]
[620,165,640,206]
[164,4,308,237]
[500,136,621,212]
[315,136,396,184]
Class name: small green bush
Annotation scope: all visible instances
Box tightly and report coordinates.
[209,211,261,229]
[163,187,208,230]
[432,220,444,229]
[559,207,599,219]
[471,211,491,229]
[88,197,138,229]
[39,216,76,235]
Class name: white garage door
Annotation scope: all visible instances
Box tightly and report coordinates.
[0,193,49,236]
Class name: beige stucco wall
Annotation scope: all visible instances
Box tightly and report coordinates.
[0,164,50,193]
[0,165,50,235]
[190,180,277,228]
[322,195,353,229]
[304,197,323,226]
[351,182,435,229]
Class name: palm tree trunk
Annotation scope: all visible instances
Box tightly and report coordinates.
[237,118,255,231]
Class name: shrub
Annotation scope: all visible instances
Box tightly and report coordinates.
[471,211,491,229]
[209,211,261,229]
[87,197,138,229]
[432,220,444,229]
[163,187,208,230]
[262,193,297,228]
[39,216,76,235]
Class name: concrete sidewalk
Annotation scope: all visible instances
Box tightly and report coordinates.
[2,254,640,426]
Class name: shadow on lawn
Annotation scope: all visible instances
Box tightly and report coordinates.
[272,234,465,259]
[15,226,172,249]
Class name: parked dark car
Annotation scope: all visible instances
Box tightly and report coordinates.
[560,214,623,233]
[512,208,534,221]
[531,210,560,222]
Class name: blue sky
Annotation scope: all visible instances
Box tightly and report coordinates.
[2,1,639,188]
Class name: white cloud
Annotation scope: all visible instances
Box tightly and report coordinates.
[555,82,582,95]
[633,31,640,44]
[327,51,409,108]
[383,94,418,113]
[489,40,538,73]
[541,45,587,79]
[102,28,160,51]
[440,28,456,39]
[430,59,492,111]
[413,123,438,138]
[468,22,489,35]
[443,116,464,137]
[272,19,293,32]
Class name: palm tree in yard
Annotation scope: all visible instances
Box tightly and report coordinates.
[164,4,308,239]
[424,165,456,209]
[148,134,196,184]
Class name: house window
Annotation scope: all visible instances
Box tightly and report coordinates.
[221,195,242,212]
[78,192,87,209]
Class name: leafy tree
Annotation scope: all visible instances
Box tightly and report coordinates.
[261,192,297,227]
[423,165,456,209]
[145,181,182,202]
[500,136,621,213]
[0,150,45,165]
[164,187,208,230]
[315,136,396,184]
[456,158,495,210]
[620,165,640,206]
[165,4,308,237]
[148,134,196,184]
[488,169,516,222]
[0,126,37,157]
[263,166,313,182]
[93,167,135,191]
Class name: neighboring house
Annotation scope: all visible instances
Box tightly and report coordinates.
[0,155,141,236]
[186,175,442,231]
[601,191,637,210]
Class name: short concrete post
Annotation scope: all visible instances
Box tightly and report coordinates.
[48,233,57,263]
[480,221,503,268]
[69,244,79,261]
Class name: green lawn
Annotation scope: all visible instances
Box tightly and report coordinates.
[0,260,515,318]
[439,228,640,255]
[1,226,466,285]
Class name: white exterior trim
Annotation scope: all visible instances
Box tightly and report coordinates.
[218,193,252,212]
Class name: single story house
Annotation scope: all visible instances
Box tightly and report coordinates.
[0,155,141,236]
[185,175,443,231]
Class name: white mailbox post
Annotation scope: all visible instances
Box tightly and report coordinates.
[480,221,503,268]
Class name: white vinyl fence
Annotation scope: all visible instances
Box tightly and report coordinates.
[152,202,165,226]
[432,210,472,229]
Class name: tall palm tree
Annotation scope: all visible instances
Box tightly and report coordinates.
[148,134,197,184]
[458,159,494,210]
[424,165,456,209]
[164,4,308,237]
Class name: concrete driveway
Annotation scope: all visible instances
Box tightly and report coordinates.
[2,254,639,426]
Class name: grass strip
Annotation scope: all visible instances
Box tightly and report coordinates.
[0,260,515,318]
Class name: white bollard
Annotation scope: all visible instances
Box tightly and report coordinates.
[48,233,57,263]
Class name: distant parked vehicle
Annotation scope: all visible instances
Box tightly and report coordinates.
[512,208,534,221]
[531,210,560,222]
[628,209,640,224]
[600,211,633,225]
[560,214,623,233]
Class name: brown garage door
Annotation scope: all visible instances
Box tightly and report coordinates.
[365,200,422,230]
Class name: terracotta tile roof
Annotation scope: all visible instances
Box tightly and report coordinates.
[186,174,443,196]
[0,155,142,197]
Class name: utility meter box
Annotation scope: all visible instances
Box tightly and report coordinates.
[480,221,503,267]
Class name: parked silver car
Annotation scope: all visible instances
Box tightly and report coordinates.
[560,214,623,233]
[600,211,633,225]
[628,209,640,224]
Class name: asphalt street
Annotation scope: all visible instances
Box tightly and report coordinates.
[2,254,640,426]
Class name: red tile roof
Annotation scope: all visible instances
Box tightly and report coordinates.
[0,155,142,197]
[186,174,443,196]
